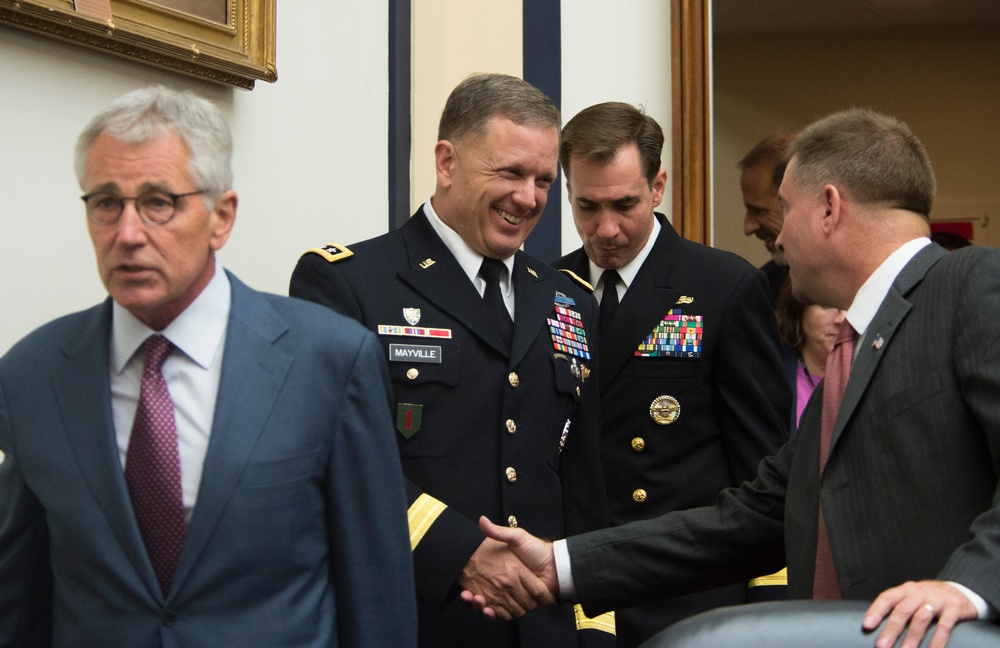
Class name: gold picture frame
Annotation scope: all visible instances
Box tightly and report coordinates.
[0,0,276,89]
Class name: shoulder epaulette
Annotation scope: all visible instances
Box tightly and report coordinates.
[302,243,354,264]
[559,268,594,293]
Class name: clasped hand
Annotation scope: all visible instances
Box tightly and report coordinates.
[458,516,559,620]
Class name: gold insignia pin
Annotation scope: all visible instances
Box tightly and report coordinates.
[650,395,681,425]
[527,267,539,279]
[580,365,591,381]
[676,296,694,305]
[419,258,436,269]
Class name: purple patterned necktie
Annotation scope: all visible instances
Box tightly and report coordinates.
[126,334,186,595]
[813,320,855,599]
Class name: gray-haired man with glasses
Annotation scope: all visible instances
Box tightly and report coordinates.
[0,85,417,647]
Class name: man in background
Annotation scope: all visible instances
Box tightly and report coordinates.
[738,133,796,308]
[553,102,790,646]
[291,74,613,648]
[0,86,416,647]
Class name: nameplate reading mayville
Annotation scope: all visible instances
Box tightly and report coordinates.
[389,344,442,363]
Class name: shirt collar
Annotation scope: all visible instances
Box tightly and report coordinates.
[589,215,661,296]
[424,198,514,290]
[846,237,930,336]
[111,263,231,373]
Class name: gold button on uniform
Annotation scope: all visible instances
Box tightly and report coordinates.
[506,419,517,435]
[632,489,647,503]
[505,467,517,482]
[575,386,581,396]
[507,515,518,528]
[406,368,419,380]
[631,437,645,452]
[508,372,520,388]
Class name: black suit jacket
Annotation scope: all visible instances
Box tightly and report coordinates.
[290,208,612,648]
[566,243,1000,617]
[555,214,789,644]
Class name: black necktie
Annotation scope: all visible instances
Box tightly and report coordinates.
[599,269,620,335]
[480,258,512,348]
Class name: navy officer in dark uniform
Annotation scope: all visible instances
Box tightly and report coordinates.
[553,102,790,647]
[290,74,613,648]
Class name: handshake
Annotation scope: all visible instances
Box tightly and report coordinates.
[457,516,561,620]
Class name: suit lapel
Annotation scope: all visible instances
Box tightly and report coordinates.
[830,244,947,453]
[171,273,292,596]
[53,301,160,596]
[511,253,556,368]
[599,216,686,390]
[397,212,510,357]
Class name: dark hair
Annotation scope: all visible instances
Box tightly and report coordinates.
[437,73,560,143]
[788,108,935,217]
[559,102,663,186]
[737,133,796,189]
[776,280,807,352]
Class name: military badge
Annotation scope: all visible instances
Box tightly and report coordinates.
[649,395,681,425]
[635,309,703,358]
[397,403,423,438]
[554,291,576,307]
[675,295,694,305]
[403,308,421,325]
[547,305,592,360]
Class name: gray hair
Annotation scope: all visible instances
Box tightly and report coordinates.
[437,73,560,143]
[788,108,935,217]
[74,86,233,207]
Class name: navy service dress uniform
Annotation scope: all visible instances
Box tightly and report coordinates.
[556,213,790,647]
[290,208,614,648]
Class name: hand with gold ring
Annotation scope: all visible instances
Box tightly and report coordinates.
[863,580,978,648]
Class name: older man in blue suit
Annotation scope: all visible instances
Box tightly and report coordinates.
[0,86,416,647]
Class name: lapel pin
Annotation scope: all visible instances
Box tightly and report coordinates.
[527,267,539,279]
[676,296,694,305]
[419,258,435,269]
[872,335,884,350]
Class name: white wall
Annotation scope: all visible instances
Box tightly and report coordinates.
[560,0,673,255]
[0,3,388,354]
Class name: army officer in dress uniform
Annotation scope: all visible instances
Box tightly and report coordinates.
[290,74,614,648]
[553,102,791,647]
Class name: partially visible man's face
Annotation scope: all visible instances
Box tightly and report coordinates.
[84,131,235,330]
[741,162,785,258]
[775,157,829,306]
[568,143,664,270]
[433,116,559,260]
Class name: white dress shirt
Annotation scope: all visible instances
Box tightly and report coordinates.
[589,216,661,302]
[111,264,230,521]
[424,198,515,318]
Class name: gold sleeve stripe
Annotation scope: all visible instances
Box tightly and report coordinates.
[558,269,594,293]
[748,567,788,588]
[408,494,448,551]
[303,243,354,263]
[574,605,616,635]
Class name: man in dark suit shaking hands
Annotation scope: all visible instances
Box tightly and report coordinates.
[476,108,1000,648]
[0,86,416,647]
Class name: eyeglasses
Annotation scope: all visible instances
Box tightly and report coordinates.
[81,190,207,226]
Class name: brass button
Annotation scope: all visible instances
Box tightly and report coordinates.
[506,419,517,435]
[507,515,518,528]
[505,467,517,482]
[508,372,520,388]
[631,437,645,452]
[406,368,419,380]
[575,386,581,396]
[632,489,647,503]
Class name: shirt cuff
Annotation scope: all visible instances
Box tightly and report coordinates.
[947,581,997,621]
[553,538,576,601]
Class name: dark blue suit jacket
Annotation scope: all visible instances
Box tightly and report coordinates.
[0,271,417,647]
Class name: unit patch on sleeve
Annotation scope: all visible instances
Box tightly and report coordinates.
[635,309,703,358]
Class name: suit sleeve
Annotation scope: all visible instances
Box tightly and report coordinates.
[292,252,484,610]
[715,267,791,482]
[567,436,791,617]
[937,250,1000,610]
[325,331,418,647]
[0,379,53,647]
